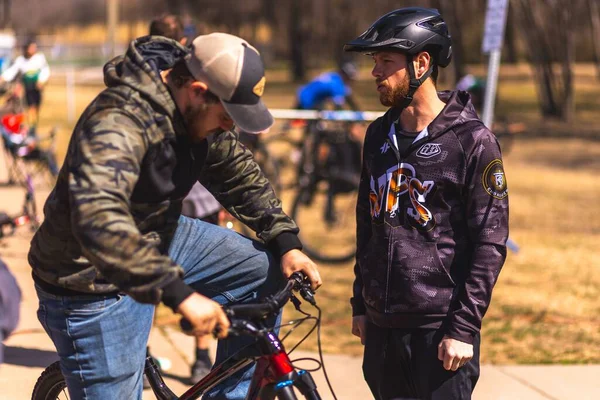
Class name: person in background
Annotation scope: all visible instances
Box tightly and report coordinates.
[296,59,360,111]
[0,38,50,126]
[0,258,21,366]
[346,7,508,399]
[148,13,220,384]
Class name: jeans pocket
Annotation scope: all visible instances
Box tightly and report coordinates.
[64,295,122,316]
[37,303,50,335]
[387,238,455,314]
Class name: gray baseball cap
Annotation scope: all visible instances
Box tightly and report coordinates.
[185,33,273,133]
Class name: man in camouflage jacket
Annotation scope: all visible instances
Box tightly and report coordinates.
[346,8,508,400]
[29,33,321,399]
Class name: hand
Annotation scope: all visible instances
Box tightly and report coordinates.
[36,82,45,91]
[280,249,322,291]
[176,292,230,339]
[351,315,367,345]
[438,335,473,371]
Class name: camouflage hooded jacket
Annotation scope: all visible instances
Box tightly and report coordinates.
[28,37,301,309]
[352,91,508,344]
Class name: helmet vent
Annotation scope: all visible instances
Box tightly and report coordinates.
[418,17,447,33]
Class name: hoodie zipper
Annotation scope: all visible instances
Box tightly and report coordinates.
[384,123,401,313]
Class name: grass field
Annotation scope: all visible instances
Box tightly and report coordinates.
[31,64,600,364]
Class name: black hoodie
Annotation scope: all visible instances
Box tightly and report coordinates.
[351,91,509,344]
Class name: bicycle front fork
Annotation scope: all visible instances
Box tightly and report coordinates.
[144,356,178,400]
[273,369,321,400]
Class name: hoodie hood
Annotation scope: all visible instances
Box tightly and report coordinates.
[382,90,482,142]
[432,90,482,135]
[103,36,189,120]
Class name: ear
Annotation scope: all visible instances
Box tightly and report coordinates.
[189,81,209,99]
[414,51,431,80]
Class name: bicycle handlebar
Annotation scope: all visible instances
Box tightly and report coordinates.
[179,272,314,334]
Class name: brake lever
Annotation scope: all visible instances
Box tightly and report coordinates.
[299,285,317,306]
[289,272,317,306]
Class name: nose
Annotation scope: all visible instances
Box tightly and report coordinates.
[371,63,381,78]
[219,114,235,131]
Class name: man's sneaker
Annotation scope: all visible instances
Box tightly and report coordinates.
[189,358,212,385]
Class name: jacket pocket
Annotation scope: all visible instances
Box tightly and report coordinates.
[386,237,455,314]
[359,235,389,312]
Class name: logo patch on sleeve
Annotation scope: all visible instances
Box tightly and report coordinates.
[482,159,508,199]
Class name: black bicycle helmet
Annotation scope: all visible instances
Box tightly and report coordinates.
[344,7,452,106]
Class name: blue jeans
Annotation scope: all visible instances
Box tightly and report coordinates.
[36,215,284,400]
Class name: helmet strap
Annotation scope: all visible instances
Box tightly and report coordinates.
[399,55,434,109]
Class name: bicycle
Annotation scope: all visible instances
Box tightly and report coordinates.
[0,174,39,238]
[257,110,379,264]
[238,129,283,195]
[0,82,59,189]
[32,272,335,400]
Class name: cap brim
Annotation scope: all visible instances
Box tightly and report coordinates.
[221,99,274,134]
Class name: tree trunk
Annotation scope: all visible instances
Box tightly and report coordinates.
[514,0,575,120]
[504,4,518,64]
[0,0,10,29]
[588,0,600,80]
[439,0,466,85]
[289,0,306,82]
[561,5,575,122]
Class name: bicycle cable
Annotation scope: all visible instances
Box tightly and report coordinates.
[283,294,339,399]
[315,304,338,400]
[289,357,322,372]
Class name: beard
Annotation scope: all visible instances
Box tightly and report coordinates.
[378,76,410,108]
[184,102,213,142]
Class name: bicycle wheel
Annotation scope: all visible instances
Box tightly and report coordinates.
[31,361,69,400]
[291,180,357,264]
[253,141,283,195]
[261,133,303,191]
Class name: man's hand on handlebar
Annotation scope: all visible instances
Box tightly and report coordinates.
[280,249,322,291]
[177,292,230,339]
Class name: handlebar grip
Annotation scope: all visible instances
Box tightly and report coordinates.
[179,318,228,337]
[179,317,193,333]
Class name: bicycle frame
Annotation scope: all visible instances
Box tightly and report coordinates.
[146,326,320,400]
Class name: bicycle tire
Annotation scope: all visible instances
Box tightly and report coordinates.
[31,361,69,400]
[290,181,357,264]
[253,141,283,195]
[260,135,303,191]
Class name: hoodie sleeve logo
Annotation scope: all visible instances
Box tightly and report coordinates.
[416,143,441,158]
[482,159,508,199]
